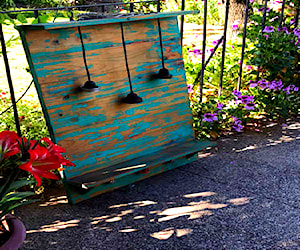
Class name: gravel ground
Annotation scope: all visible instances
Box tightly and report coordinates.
[17,118,300,250]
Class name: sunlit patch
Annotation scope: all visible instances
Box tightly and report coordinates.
[105,216,122,223]
[118,209,133,216]
[183,191,217,198]
[134,215,145,220]
[119,228,138,233]
[188,210,212,220]
[90,215,110,225]
[158,214,183,222]
[149,210,160,214]
[109,200,157,209]
[157,201,227,221]
[109,203,129,209]
[198,152,212,158]
[39,195,68,207]
[133,200,157,207]
[227,197,252,206]
[26,219,79,233]
[176,228,193,237]
[150,228,174,240]
[235,145,256,152]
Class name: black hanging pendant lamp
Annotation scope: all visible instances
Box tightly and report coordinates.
[78,26,99,92]
[156,19,172,79]
[120,22,143,104]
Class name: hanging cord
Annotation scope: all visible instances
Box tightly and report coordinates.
[120,22,133,93]
[0,80,34,116]
[77,26,91,81]
[157,19,165,69]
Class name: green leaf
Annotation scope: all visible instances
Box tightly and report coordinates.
[38,15,49,24]
[17,14,27,24]
[0,199,38,218]
[6,179,35,194]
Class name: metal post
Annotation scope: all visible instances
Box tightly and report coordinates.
[278,0,286,29]
[0,24,22,137]
[180,0,185,46]
[261,0,269,32]
[34,10,39,18]
[130,3,134,13]
[157,0,161,12]
[199,0,208,103]
[219,0,230,96]
[295,0,300,28]
[237,0,250,91]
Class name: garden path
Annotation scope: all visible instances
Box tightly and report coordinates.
[18,118,300,250]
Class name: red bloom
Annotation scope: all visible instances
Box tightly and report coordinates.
[0,131,20,160]
[19,139,75,186]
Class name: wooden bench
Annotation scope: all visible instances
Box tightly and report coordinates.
[17,11,215,204]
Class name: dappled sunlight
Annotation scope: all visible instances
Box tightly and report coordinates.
[156,200,227,222]
[150,227,193,240]
[109,200,157,209]
[227,197,253,206]
[88,191,252,240]
[39,195,68,207]
[119,228,138,233]
[183,191,217,198]
[26,219,80,233]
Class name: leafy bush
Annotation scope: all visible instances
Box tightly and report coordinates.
[0,90,49,139]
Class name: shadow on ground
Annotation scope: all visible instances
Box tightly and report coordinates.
[18,119,300,250]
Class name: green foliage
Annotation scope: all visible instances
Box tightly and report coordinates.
[161,0,224,25]
[246,1,300,85]
[0,0,15,10]
[0,90,49,139]
[0,179,36,218]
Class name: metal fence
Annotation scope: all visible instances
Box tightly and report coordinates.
[0,0,299,135]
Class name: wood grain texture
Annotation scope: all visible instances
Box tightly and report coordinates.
[18,14,212,204]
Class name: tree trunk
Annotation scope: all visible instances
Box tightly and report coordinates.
[228,0,246,38]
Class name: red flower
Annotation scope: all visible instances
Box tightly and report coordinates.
[0,131,20,160]
[19,139,75,186]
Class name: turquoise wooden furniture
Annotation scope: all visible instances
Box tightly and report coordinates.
[17,11,215,204]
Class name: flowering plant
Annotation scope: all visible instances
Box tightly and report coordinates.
[0,130,74,218]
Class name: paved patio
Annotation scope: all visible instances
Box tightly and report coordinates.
[18,119,300,250]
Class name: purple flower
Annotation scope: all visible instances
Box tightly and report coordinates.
[231,45,235,49]
[232,118,243,132]
[294,28,300,37]
[263,26,274,33]
[240,95,254,104]
[294,87,299,91]
[250,82,258,88]
[232,24,239,31]
[249,0,255,3]
[203,113,218,122]
[233,90,242,97]
[212,39,219,45]
[282,27,289,34]
[259,7,270,12]
[245,102,255,110]
[193,49,202,56]
[290,19,295,25]
[217,103,223,110]
[187,84,193,93]
[263,34,269,39]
